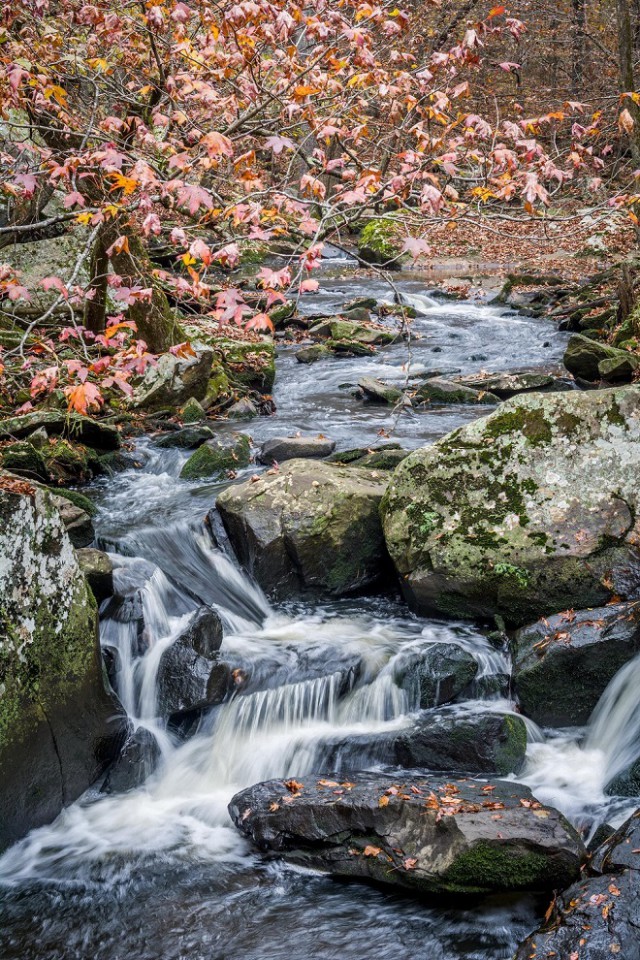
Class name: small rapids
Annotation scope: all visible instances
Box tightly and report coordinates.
[1,279,638,960]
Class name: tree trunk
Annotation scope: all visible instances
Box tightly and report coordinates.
[571,0,586,96]
[103,223,185,353]
[616,0,640,163]
[84,231,109,335]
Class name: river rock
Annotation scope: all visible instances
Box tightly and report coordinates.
[516,810,640,960]
[180,433,251,480]
[156,606,231,717]
[326,338,377,356]
[295,344,332,364]
[156,425,215,449]
[357,377,404,405]
[311,319,395,345]
[394,643,479,708]
[132,345,214,411]
[258,436,336,464]
[0,411,120,450]
[49,492,95,547]
[0,440,50,483]
[0,474,126,852]
[328,444,409,471]
[229,773,585,896]
[381,387,640,626]
[563,333,638,382]
[180,397,206,423]
[217,459,389,599]
[101,726,161,794]
[413,377,500,405]
[320,708,527,777]
[451,371,568,398]
[76,547,114,602]
[512,602,640,727]
[227,397,259,419]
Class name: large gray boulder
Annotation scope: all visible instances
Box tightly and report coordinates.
[0,474,126,852]
[217,459,389,598]
[381,387,640,626]
[229,773,585,896]
[516,811,640,960]
[132,345,214,410]
[512,602,640,727]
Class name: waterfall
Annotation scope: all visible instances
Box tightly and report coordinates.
[585,652,640,787]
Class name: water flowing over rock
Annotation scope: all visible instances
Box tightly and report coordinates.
[0,475,126,852]
[229,774,585,896]
[512,602,640,727]
[217,459,390,598]
[320,708,527,777]
[393,642,479,708]
[381,387,640,626]
[516,811,640,960]
[156,606,231,717]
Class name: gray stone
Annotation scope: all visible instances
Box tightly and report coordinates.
[132,345,214,410]
[357,377,404,405]
[258,436,336,465]
[381,387,640,626]
[156,606,230,717]
[413,377,500,405]
[218,459,389,599]
[76,547,114,602]
[230,773,585,896]
[563,334,636,382]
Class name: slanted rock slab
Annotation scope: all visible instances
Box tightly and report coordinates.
[512,602,640,727]
[258,436,336,464]
[229,773,585,896]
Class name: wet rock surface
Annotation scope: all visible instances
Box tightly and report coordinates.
[156,606,230,717]
[229,773,585,896]
[512,602,640,727]
[258,435,336,464]
[516,811,640,960]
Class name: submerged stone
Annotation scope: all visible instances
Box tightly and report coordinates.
[230,773,585,896]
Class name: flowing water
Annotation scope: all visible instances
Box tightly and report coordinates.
[1,274,639,960]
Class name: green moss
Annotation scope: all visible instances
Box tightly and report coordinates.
[443,842,558,893]
[485,407,552,446]
[180,434,250,480]
[52,488,97,517]
[492,562,530,590]
[358,218,404,266]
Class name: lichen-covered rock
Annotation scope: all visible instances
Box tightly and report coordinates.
[319,319,396,345]
[321,708,527,777]
[0,474,126,852]
[156,425,215,450]
[213,338,276,393]
[381,387,640,626]
[217,459,389,599]
[49,493,95,547]
[328,444,409,471]
[180,397,207,423]
[229,773,585,896]
[512,603,640,727]
[0,441,50,482]
[132,346,214,411]
[258,436,336,465]
[516,810,640,960]
[295,344,332,364]
[180,433,251,481]
[563,334,637,382]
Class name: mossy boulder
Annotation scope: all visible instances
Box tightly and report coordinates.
[320,319,396,345]
[452,371,568,398]
[414,377,500,406]
[381,387,640,626]
[358,377,404,405]
[180,433,251,480]
[295,344,332,364]
[0,474,126,852]
[0,411,120,450]
[156,425,215,450]
[512,602,640,727]
[326,338,377,357]
[213,338,276,393]
[217,459,390,599]
[563,334,637,382]
[230,773,585,897]
[357,218,405,268]
[0,441,50,482]
[180,397,206,423]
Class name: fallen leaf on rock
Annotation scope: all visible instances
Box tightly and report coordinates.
[363,845,382,857]
[403,858,418,870]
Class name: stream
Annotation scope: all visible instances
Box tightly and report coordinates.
[1,271,639,960]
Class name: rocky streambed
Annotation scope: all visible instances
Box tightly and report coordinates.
[1,273,640,960]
